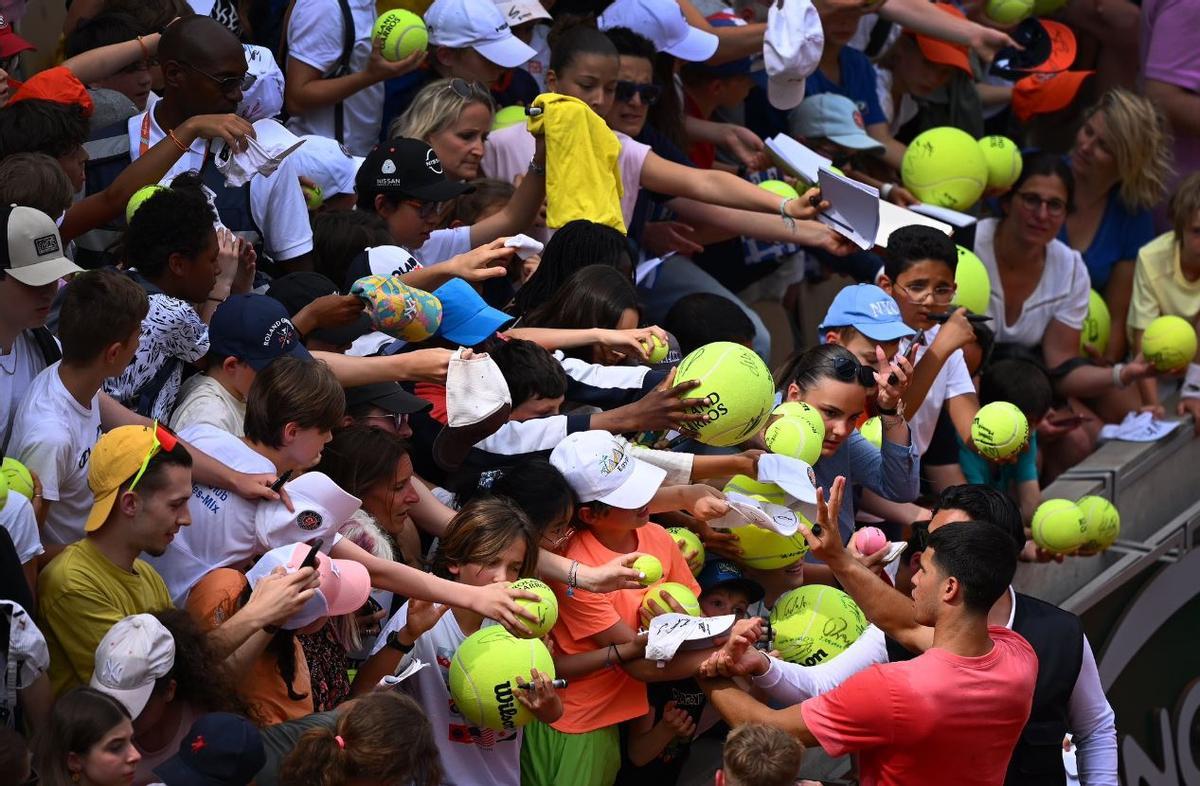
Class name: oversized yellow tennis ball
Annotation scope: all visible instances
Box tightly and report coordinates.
[765,415,822,465]
[971,401,1030,460]
[727,522,811,570]
[643,334,669,363]
[510,578,558,638]
[0,458,34,500]
[674,342,776,447]
[978,136,1022,191]
[985,0,1034,23]
[633,555,663,586]
[666,527,705,576]
[492,105,527,132]
[902,127,988,211]
[642,581,701,617]
[1079,290,1111,356]
[723,475,789,506]
[769,586,867,666]
[1076,496,1120,551]
[373,9,428,61]
[952,245,991,315]
[1141,315,1197,372]
[125,185,167,223]
[859,416,882,449]
[448,627,554,731]
[1031,499,1087,554]
[759,180,799,200]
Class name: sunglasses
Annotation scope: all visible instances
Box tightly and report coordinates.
[364,412,410,431]
[831,354,876,387]
[445,77,490,100]
[128,422,179,492]
[402,199,447,220]
[615,80,663,106]
[181,60,256,94]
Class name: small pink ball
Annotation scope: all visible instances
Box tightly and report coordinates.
[854,526,887,556]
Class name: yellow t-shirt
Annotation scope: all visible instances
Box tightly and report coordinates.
[1129,231,1200,331]
[38,538,172,695]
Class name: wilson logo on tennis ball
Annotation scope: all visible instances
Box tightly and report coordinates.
[494,681,519,730]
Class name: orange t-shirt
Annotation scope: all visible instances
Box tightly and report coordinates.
[186,568,314,724]
[548,522,700,734]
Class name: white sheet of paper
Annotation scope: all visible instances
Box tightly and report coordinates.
[909,203,977,228]
[379,657,431,688]
[876,201,954,247]
[765,134,830,183]
[817,167,880,251]
[646,614,735,661]
[635,253,674,286]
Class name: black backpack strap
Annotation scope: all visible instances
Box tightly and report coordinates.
[864,18,895,59]
[28,327,61,367]
[330,0,355,144]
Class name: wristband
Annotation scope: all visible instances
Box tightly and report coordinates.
[385,630,416,654]
[1112,363,1127,389]
[1182,363,1200,399]
[880,182,895,200]
[778,197,796,231]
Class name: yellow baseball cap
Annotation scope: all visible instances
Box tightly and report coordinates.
[85,424,178,533]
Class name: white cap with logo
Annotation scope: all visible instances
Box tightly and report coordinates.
[2,205,82,287]
[550,431,667,510]
[426,0,538,68]
[598,0,719,62]
[496,0,552,26]
[763,0,824,110]
[90,614,176,718]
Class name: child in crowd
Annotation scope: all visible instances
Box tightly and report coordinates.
[716,723,807,786]
[664,293,756,357]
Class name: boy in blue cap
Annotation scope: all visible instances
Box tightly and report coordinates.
[818,283,917,373]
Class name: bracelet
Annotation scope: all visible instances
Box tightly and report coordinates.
[136,35,149,61]
[386,630,416,654]
[528,157,545,176]
[778,197,796,231]
[1112,363,1127,389]
[167,129,188,153]
[880,182,896,200]
[566,560,579,597]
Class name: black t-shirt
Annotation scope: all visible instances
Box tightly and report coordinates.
[614,678,707,786]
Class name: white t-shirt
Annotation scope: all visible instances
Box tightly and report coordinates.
[875,67,919,136]
[285,0,382,156]
[974,218,1091,348]
[8,362,103,545]
[415,226,473,267]
[127,108,314,264]
[0,331,52,453]
[373,607,522,785]
[908,324,976,456]
[0,491,43,565]
[169,374,246,436]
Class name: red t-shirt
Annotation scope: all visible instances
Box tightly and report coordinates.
[800,626,1037,786]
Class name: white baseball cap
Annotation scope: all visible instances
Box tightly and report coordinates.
[90,614,176,718]
[598,0,718,62]
[764,0,824,110]
[292,135,365,198]
[550,431,666,509]
[238,44,285,123]
[1,600,50,690]
[246,543,372,630]
[426,0,538,68]
[253,472,362,552]
[1,205,82,286]
[496,0,551,26]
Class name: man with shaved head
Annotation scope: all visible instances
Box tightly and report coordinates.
[77,15,315,273]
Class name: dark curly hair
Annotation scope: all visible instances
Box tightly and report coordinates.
[123,184,216,278]
[151,608,259,722]
[0,98,89,159]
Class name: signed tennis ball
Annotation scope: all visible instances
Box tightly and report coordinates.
[666,527,705,576]
[952,245,991,315]
[510,577,558,638]
[971,401,1029,460]
[633,554,663,586]
[674,342,775,447]
[1079,289,1111,356]
[373,9,428,61]
[1141,315,1197,372]
[449,627,554,731]
[770,586,868,666]
[902,127,988,211]
[1077,496,1120,551]
[1031,499,1087,554]
[978,135,1022,191]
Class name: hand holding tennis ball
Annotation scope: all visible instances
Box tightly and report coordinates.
[373,10,427,61]
[1141,315,1198,372]
[970,402,1029,461]
[632,555,663,586]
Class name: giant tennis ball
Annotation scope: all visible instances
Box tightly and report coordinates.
[1079,290,1111,356]
[448,627,554,731]
[985,0,1034,23]
[125,185,167,223]
[510,578,558,638]
[674,342,776,447]
[978,136,1022,191]
[0,458,35,500]
[902,128,988,211]
[1077,496,1120,552]
[859,416,882,449]
[666,527,705,575]
[1141,315,1197,372]
[373,9,428,61]
[728,523,811,570]
[952,246,991,315]
[1031,499,1087,554]
[971,401,1029,460]
[723,475,789,506]
[769,586,868,666]
[492,105,527,132]
[642,581,701,617]
[765,415,822,465]
[759,180,799,200]
[633,555,663,586]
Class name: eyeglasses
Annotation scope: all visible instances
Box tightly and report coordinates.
[402,199,446,220]
[128,422,178,492]
[615,80,663,106]
[541,523,576,551]
[894,280,956,305]
[445,77,490,100]
[181,61,256,94]
[119,57,159,75]
[1015,192,1068,218]
[363,412,410,431]
[831,354,876,387]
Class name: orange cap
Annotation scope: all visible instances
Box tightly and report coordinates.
[907,5,972,76]
[9,66,94,117]
[1037,20,1077,73]
[1012,70,1094,123]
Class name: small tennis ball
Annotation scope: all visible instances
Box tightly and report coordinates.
[0,458,35,500]
[666,527,705,576]
[633,555,663,586]
[859,416,882,449]
[1077,496,1120,552]
[978,136,1022,191]
[759,180,799,200]
[448,627,554,731]
[854,526,887,556]
[125,185,167,223]
[769,586,868,666]
[1141,315,1197,372]
[1032,499,1087,554]
[765,415,822,465]
[642,581,701,618]
[952,246,991,315]
[373,9,428,61]
[674,342,776,447]
[643,334,669,364]
[492,105,528,132]
[971,401,1029,461]
[985,0,1034,23]
[902,127,988,211]
[1079,290,1111,356]
[303,183,324,210]
[772,401,825,443]
[510,578,558,638]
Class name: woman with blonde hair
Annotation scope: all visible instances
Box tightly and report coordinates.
[1063,88,1172,361]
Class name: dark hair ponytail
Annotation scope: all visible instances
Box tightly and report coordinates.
[774,344,862,392]
[547,13,618,73]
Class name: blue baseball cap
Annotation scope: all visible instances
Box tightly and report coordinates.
[697,558,765,604]
[818,284,915,343]
[154,712,266,786]
[209,294,313,370]
[433,278,515,347]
